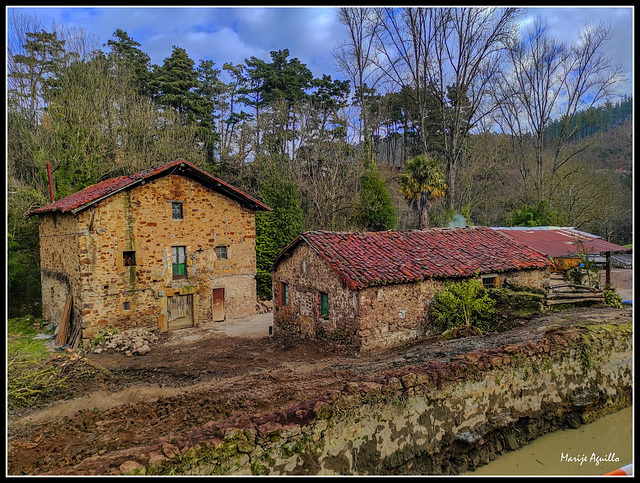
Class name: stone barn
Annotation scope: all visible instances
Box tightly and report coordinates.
[28,159,270,344]
[271,227,552,352]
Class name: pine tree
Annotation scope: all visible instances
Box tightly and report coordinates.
[357,159,398,231]
[107,29,152,97]
[254,158,305,299]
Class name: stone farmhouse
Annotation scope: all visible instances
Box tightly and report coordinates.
[28,159,270,344]
[271,227,552,351]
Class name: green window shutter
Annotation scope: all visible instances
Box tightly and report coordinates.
[320,292,329,319]
[172,246,187,277]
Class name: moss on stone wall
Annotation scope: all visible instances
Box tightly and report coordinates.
[144,320,632,476]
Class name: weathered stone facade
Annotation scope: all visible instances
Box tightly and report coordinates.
[273,242,550,352]
[35,165,266,342]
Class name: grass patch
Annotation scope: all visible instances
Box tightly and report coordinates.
[7,316,68,411]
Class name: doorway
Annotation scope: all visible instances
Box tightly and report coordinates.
[212,288,225,321]
[167,294,194,330]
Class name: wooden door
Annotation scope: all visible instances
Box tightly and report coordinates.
[167,294,194,330]
[212,288,225,322]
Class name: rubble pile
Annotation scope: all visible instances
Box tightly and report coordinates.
[93,328,159,356]
[256,299,273,314]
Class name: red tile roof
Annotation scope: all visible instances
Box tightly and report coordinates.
[493,227,627,257]
[27,159,270,216]
[273,227,552,290]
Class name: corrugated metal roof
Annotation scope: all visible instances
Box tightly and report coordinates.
[273,227,552,290]
[493,227,627,257]
[27,159,271,216]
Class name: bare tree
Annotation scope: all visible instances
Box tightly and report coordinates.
[491,18,624,206]
[373,7,521,209]
[334,7,384,160]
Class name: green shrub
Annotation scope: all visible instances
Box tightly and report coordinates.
[431,278,496,331]
[604,286,623,308]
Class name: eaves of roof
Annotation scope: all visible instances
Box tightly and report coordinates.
[272,227,553,290]
[27,159,271,216]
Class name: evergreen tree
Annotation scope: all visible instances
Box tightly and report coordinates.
[357,159,398,231]
[151,46,218,165]
[107,29,152,97]
[254,157,305,299]
[9,29,68,124]
[151,46,199,115]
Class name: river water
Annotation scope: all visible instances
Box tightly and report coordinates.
[463,406,633,476]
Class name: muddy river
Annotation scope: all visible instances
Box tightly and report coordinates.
[464,406,633,476]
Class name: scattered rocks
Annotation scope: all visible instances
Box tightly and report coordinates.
[256,299,273,314]
[97,328,159,356]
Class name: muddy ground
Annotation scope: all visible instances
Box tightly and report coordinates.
[7,298,632,476]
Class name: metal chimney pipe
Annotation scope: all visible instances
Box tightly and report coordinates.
[47,162,54,202]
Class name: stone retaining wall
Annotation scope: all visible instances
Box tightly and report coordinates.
[141,321,632,476]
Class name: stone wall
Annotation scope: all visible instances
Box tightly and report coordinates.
[39,212,82,328]
[39,174,259,340]
[274,243,550,351]
[273,243,359,339]
[142,320,632,476]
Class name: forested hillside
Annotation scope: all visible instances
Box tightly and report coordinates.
[7,8,632,318]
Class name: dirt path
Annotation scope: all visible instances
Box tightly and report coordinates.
[6,305,632,476]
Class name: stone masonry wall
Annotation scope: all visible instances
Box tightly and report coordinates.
[274,243,550,352]
[273,243,359,340]
[138,319,632,476]
[39,212,82,327]
[41,174,258,340]
[357,279,447,351]
[357,268,549,352]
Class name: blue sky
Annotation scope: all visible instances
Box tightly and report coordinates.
[6,6,634,99]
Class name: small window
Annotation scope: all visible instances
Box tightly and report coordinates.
[282,282,290,306]
[172,246,187,279]
[123,251,136,266]
[215,246,228,260]
[172,202,183,220]
[320,292,329,319]
[482,275,498,289]
[123,301,131,311]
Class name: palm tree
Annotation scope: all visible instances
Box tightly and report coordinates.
[399,155,447,229]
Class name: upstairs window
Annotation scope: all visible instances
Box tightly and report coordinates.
[172,202,183,220]
[320,292,329,319]
[123,251,136,267]
[215,246,228,260]
[172,246,187,279]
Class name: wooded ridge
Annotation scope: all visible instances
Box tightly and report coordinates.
[7,8,632,318]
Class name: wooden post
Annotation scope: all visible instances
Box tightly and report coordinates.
[605,251,611,286]
[56,294,73,346]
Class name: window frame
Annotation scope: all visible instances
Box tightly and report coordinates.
[215,245,228,260]
[171,201,184,220]
[320,291,329,320]
[481,274,499,289]
[172,246,187,279]
[123,250,137,267]
[281,282,290,307]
